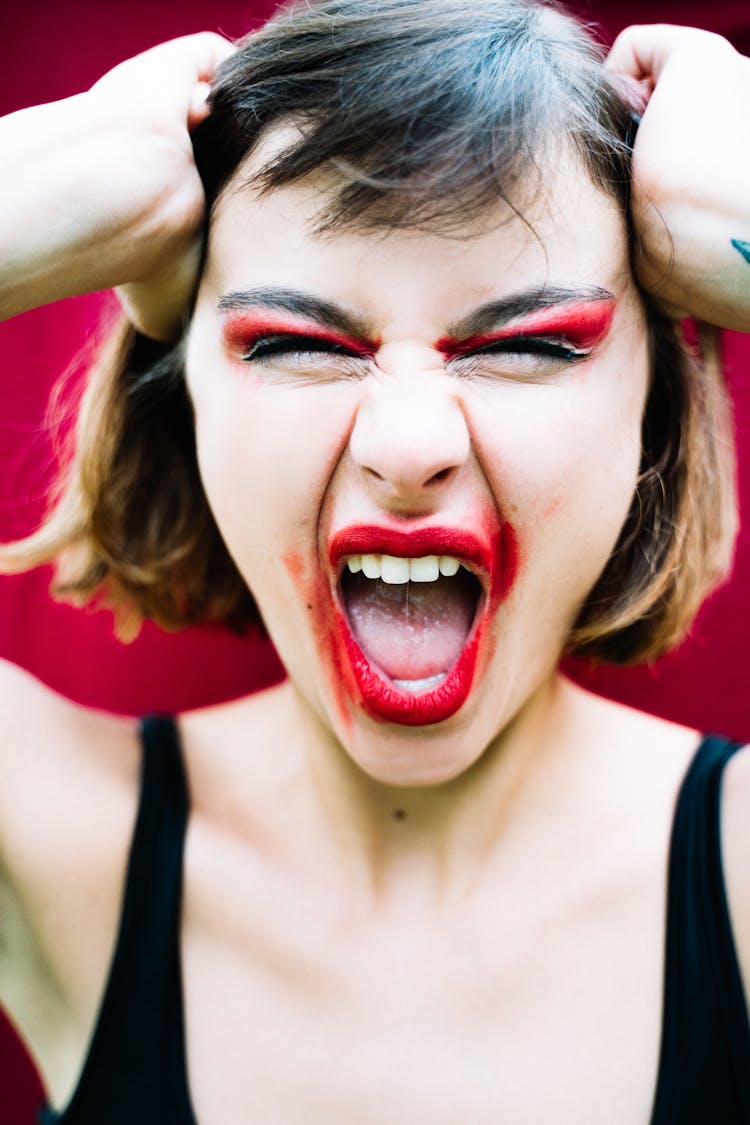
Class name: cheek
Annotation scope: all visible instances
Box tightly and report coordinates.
[471,371,645,588]
[191,379,358,586]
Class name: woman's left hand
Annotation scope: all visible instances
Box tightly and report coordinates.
[607,24,750,332]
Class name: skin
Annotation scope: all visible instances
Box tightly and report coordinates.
[0,27,749,1124]
[186,137,648,789]
[0,33,233,339]
[607,24,750,332]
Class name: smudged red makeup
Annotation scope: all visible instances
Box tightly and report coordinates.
[281,549,357,734]
[222,311,379,358]
[319,521,519,727]
[436,298,616,358]
[328,526,513,600]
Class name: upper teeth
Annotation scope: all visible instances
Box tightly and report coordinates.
[346,554,463,584]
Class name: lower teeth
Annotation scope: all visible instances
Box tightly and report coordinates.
[391,672,447,694]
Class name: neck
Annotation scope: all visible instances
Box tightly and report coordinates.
[283,672,576,909]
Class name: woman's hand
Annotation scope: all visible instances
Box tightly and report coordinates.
[607,25,750,332]
[0,33,233,340]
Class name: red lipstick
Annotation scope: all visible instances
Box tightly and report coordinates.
[331,526,494,582]
[328,523,517,727]
[437,298,615,358]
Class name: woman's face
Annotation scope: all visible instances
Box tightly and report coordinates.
[186,136,650,786]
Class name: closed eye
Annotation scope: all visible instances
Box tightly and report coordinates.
[241,333,358,362]
[448,333,593,383]
[462,336,588,362]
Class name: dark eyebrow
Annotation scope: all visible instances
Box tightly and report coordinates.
[446,285,615,339]
[217,286,375,340]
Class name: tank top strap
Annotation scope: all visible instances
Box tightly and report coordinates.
[40,715,196,1124]
[650,734,750,1124]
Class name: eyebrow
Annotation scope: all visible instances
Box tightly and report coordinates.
[217,283,615,342]
[444,284,615,340]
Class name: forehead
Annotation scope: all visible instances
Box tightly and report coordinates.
[199,137,632,322]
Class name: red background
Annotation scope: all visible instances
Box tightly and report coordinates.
[2,2,749,1119]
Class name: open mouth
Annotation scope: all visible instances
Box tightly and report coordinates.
[329,528,493,726]
[342,554,482,685]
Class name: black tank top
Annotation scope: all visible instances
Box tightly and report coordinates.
[39,722,750,1124]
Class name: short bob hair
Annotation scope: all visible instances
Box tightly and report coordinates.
[1,0,737,664]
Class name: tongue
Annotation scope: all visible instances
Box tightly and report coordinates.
[343,572,477,681]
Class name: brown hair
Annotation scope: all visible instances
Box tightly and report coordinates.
[0,0,737,661]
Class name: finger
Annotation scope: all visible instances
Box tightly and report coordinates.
[187,30,235,84]
[609,73,651,115]
[606,23,728,82]
[141,31,234,85]
[91,31,235,107]
[144,33,234,129]
[188,81,212,128]
[606,24,690,81]
[173,33,234,127]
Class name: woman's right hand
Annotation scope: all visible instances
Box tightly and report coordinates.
[0,32,233,340]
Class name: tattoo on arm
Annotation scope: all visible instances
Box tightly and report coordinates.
[731,238,750,265]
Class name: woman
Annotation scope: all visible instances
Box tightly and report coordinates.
[0,1,749,1121]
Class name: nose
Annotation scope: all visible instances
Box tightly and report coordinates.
[349,374,470,509]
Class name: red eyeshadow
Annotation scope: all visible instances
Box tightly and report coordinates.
[222,311,379,357]
[436,298,616,358]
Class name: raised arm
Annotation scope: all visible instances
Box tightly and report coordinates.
[607,24,750,333]
[0,32,232,340]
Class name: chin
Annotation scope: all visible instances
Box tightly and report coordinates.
[324,666,524,788]
[342,721,489,789]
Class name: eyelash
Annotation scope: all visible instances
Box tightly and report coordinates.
[239,333,588,365]
[462,337,587,362]
[241,334,355,361]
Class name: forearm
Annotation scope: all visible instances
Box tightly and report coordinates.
[0,34,232,337]
[635,200,750,335]
[0,93,199,323]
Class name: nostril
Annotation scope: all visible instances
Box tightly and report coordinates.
[427,467,454,486]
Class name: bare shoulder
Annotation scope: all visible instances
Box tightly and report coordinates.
[561,676,701,782]
[0,656,142,1086]
[0,655,140,870]
[719,742,750,1000]
[178,679,298,811]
